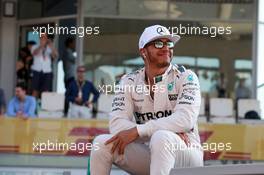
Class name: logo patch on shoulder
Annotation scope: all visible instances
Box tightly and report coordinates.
[167,81,174,91]
[187,74,193,82]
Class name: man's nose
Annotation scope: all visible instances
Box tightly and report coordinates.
[161,45,170,52]
[161,44,170,50]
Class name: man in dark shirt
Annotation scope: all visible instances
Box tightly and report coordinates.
[66,66,99,118]
[62,37,76,89]
[17,41,36,93]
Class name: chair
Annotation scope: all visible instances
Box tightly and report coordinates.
[38,92,65,118]
[198,97,207,123]
[237,99,260,119]
[238,99,262,124]
[209,98,235,124]
[97,94,114,119]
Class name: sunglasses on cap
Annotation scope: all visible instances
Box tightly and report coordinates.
[145,40,174,49]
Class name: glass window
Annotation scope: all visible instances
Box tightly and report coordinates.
[84,0,254,20]
[172,56,195,67]
[119,0,168,19]
[197,70,218,93]
[84,0,118,16]
[197,57,220,68]
[235,59,252,69]
[18,0,42,19]
[18,0,77,19]
[169,1,254,20]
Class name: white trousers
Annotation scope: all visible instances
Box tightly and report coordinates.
[67,103,92,118]
[90,130,203,175]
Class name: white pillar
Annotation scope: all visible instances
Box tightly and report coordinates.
[257,0,264,118]
[0,0,18,101]
[76,0,84,66]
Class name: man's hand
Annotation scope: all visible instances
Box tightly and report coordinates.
[105,127,139,155]
[85,101,92,108]
[16,112,28,120]
[75,97,82,105]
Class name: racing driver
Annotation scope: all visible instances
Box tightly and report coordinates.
[90,24,204,175]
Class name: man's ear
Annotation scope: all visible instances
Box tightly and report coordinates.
[139,48,146,59]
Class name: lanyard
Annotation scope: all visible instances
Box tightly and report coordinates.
[77,81,85,98]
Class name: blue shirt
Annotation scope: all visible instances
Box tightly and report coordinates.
[6,96,36,117]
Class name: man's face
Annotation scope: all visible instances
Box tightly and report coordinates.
[142,38,173,68]
[27,44,34,51]
[77,68,85,81]
[70,41,76,50]
[15,87,25,100]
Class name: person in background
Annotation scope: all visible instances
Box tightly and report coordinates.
[31,33,58,99]
[235,78,251,100]
[17,41,36,93]
[66,66,99,118]
[62,37,76,115]
[62,37,76,88]
[216,73,228,98]
[0,88,6,116]
[6,83,36,119]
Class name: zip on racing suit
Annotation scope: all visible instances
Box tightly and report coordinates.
[90,63,203,175]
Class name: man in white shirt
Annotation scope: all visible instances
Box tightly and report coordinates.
[31,33,58,98]
[90,25,203,175]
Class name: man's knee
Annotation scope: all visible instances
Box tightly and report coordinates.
[149,130,186,152]
[150,130,176,150]
[91,134,113,154]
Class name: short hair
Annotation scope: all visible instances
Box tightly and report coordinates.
[26,41,36,45]
[16,83,27,91]
[77,65,86,72]
[65,37,75,47]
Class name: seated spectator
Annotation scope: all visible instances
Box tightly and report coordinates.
[6,83,36,119]
[0,88,6,115]
[235,78,251,100]
[66,66,99,118]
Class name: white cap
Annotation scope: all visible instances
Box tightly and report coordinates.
[138,25,180,49]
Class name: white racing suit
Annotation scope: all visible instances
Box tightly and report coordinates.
[90,64,203,175]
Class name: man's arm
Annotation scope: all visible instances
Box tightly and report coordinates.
[109,76,137,134]
[48,41,58,59]
[6,99,17,117]
[24,97,37,117]
[137,70,201,137]
[66,49,76,63]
